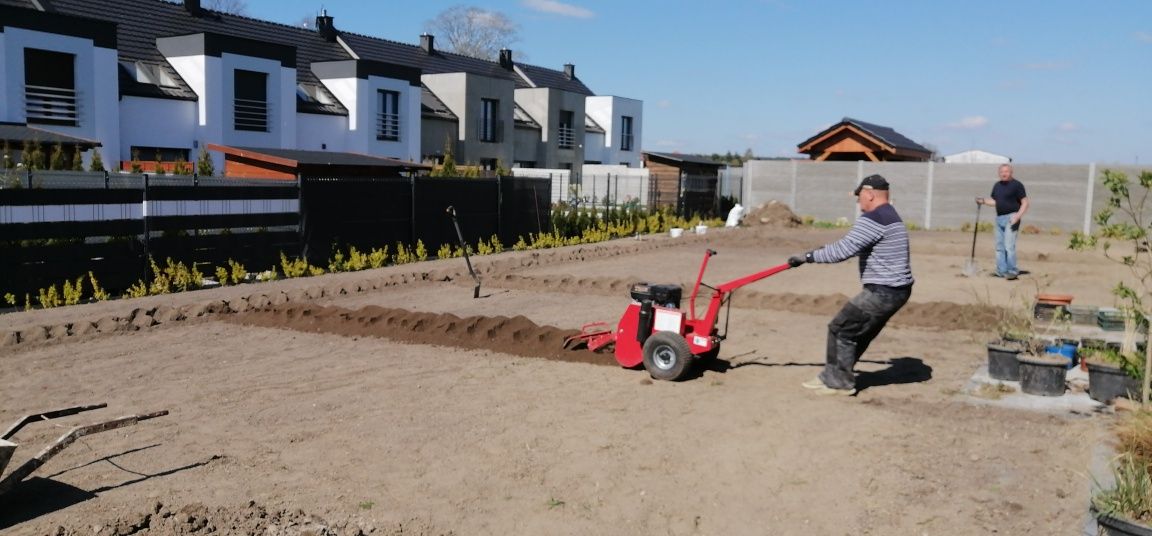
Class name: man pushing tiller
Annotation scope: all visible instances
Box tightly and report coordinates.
[787,174,915,396]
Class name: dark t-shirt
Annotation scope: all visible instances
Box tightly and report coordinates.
[991,179,1027,216]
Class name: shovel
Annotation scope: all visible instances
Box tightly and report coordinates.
[962,203,982,277]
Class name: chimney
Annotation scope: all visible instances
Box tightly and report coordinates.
[420,34,435,54]
[185,0,202,16]
[563,63,574,80]
[498,48,513,70]
[316,10,337,42]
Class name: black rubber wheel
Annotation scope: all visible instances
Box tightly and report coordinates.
[642,331,694,381]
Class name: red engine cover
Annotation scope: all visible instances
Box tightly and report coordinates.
[614,303,705,368]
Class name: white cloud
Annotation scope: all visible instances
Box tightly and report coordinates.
[945,116,989,130]
[521,0,594,18]
[1055,122,1080,133]
[1136,31,1152,43]
[657,99,673,109]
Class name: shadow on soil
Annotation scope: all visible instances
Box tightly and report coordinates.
[725,355,932,393]
[855,357,933,393]
[0,448,219,530]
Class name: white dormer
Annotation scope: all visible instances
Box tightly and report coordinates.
[586,95,642,167]
[156,32,297,153]
[310,59,422,162]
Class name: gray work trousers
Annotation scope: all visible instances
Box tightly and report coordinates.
[819,284,912,390]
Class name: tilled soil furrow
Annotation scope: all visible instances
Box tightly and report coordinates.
[476,274,1001,331]
[228,304,614,366]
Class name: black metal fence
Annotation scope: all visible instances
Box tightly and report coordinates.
[647,173,720,218]
[299,175,551,264]
[0,171,552,298]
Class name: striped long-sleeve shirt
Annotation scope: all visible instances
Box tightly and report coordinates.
[811,203,914,287]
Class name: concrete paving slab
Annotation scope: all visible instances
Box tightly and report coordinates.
[961,364,1106,416]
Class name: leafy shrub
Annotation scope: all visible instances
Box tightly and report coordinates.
[368,246,389,269]
[88,271,109,301]
[436,243,453,259]
[281,252,323,278]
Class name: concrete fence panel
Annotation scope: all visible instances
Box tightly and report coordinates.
[746,161,1152,233]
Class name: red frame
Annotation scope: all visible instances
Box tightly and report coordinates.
[612,250,792,367]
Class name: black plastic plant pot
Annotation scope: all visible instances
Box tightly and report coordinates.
[987,342,1023,381]
[1087,362,1143,404]
[1093,508,1152,536]
[1017,354,1067,396]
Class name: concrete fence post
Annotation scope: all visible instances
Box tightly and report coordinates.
[925,161,935,230]
[789,159,797,210]
[1084,163,1096,235]
[855,161,864,218]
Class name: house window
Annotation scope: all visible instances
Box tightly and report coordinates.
[234,69,268,132]
[620,116,634,151]
[377,89,400,141]
[558,110,575,149]
[479,98,501,143]
[25,49,78,126]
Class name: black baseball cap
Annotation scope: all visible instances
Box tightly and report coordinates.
[853,174,890,196]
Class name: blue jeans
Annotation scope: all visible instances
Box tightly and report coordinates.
[994,213,1019,276]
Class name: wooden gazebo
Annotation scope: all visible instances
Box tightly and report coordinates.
[797,117,932,162]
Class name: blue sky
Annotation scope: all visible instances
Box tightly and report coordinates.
[246,1,1152,165]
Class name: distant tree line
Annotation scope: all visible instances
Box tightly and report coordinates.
[702,149,794,167]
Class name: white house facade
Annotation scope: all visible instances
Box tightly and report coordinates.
[586,95,642,167]
[0,0,643,178]
[0,7,121,164]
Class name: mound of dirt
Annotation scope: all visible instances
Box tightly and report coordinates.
[230,305,614,366]
[742,201,803,228]
[50,501,451,535]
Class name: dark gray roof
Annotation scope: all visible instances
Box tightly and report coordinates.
[225,146,429,169]
[341,33,594,94]
[420,85,456,120]
[341,33,521,81]
[644,152,724,167]
[4,0,349,114]
[514,63,594,95]
[513,103,540,129]
[0,122,102,147]
[584,114,604,134]
[800,117,930,154]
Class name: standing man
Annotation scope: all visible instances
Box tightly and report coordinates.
[787,174,914,396]
[976,164,1029,280]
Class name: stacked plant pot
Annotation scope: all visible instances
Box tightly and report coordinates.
[1017,353,1069,396]
[986,339,1024,381]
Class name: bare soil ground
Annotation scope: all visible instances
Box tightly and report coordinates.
[0,220,1134,535]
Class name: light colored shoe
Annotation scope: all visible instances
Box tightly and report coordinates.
[811,385,857,396]
[801,377,826,390]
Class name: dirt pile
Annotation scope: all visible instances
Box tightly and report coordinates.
[50,501,451,535]
[230,305,614,366]
[742,201,803,228]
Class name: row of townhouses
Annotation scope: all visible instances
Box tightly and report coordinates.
[0,0,643,176]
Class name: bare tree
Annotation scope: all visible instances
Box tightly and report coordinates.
[205,0,247,15]
[424,5,519,60]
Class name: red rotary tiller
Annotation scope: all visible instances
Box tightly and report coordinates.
[565,249,794,381]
